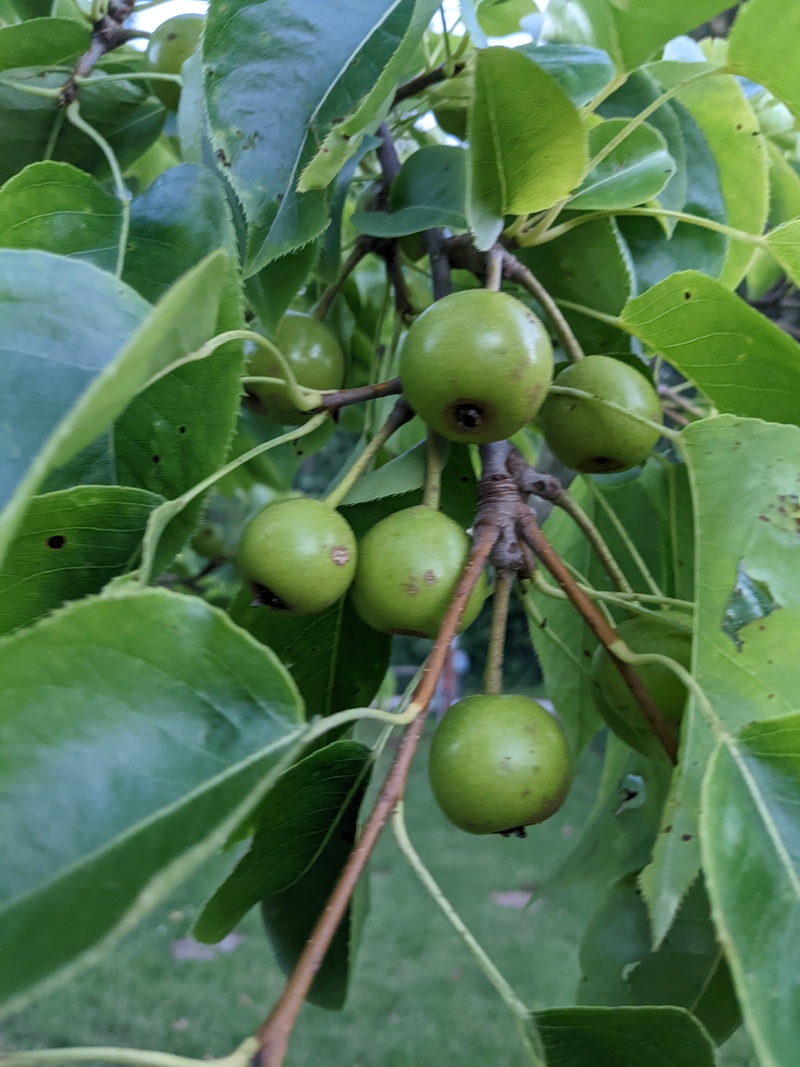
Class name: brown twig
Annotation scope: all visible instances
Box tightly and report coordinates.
[313,239,374,321]
[315,376,403,413]
[392,61,466,107]
[502,256,586,363]
[60,0,135,104]
[518,509,678,764]
[254,525,496,1067]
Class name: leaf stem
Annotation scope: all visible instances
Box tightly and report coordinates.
[312,240,372,321]
[549,384,679,440]
[581,476,665,598]
[253,525,497,1066]
[324,397,413,509]
[0,1040,258,1067]
[65,102,130,278]
[391,804,546,1067]
[529,207,765,249]
[483,569,513,695]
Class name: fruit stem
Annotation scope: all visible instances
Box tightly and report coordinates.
[503,256,586,363]
[0,1041,258,1067]
[422,430,447,508]
[391,803,547,1067]
[518,508,679,764]
[391,60,466,107]
[252,525,496,1067]
[324,397,413,510]
[312,239,372,321]
[483,569,514,695]
[484,244,505,292]
[315,375,403,413]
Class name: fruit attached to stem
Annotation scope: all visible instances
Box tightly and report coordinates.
[238,497,357,615]
[246,312,346,424]
[429,694,571,835]
[400,289,554,444]
[538,355,662,473]
[350,505,488,637]
[591,614,692,757]
[146,14,204,111]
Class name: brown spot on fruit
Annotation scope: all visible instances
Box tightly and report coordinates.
[330,546,351,566]
[423,570,437,585]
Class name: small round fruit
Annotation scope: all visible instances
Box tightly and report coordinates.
[247,312,346,424]
[238,497,356,615]
[350,506,488,638]
[146,14,204,111]
[538,355,662,473]
[429,694,571,835]
[591,614,692,757]
[400,290,553,444]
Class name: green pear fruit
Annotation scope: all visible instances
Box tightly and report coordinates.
[238,497,356,615]
[538,355,662,473]
[400,289,553,444]
[350,505,488,637]
[429,694,571,835]
[146,14,204,111]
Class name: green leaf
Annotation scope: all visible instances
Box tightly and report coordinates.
[598,70,689,224]
[534,1005,716,1066]
[0,251,152,563]
[196,740,372,1008]
[46,167,244,564]
[621,271,800,426]
[569,120,675,212]
[245,240,320,334]
[520,43,614,108]
[641,416,800,945]
[765,218,800,289]
[0,486,163,636]
[340,440,478,536]
[352,145,467,236]
[478,0,538,37]
[123,163,239,304]
[656,66,768,288]
[616,96,726,290]
[516,217,634,355]
[0,161,123,271]
[0,68,165,186]
[0,18,87,70]
[578,874,740,1044]
[728,0,800,119]
[467,46,587,249]
[204,0,420,273]
[229,591,391,719]
[540,735,672,897]
[0,588,304,1015]
[297,0,440,192]
[542,0,737,71]
[702,713,800,1067]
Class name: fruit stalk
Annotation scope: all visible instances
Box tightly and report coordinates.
[252,524,497,1067]
[483,569,514,695]
[324,397,413,509]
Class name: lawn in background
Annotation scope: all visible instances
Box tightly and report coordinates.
[2,724,756,1066]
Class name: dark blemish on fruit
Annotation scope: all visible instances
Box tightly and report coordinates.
[330,546,351,566]
[452,403,484,430]
[178,426,187,434]
[736,123,742,130]
[521,789,531,798]
[423,570,437,585]
[47,535,66,549]
[167,32,177,40]
[663,824,673,833]
[404,580,419,597]
[250,582,289,612]
[461,476,470,483]
[684,291,692,300]
[582,648,591,658]
[583,455,625,473]
[681,833,692,841]
[152,455,160,464]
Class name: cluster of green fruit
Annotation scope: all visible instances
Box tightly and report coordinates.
[235,288,670,837]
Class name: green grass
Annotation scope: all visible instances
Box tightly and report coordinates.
[2,725,757,1067]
